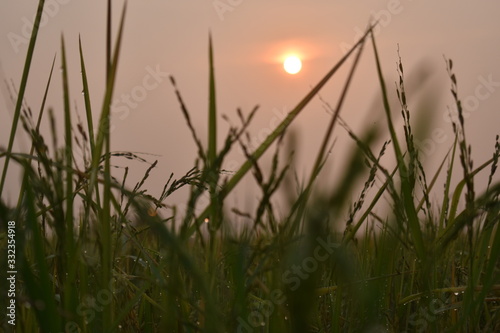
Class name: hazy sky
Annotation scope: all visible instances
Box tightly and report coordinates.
[1,0,499,213]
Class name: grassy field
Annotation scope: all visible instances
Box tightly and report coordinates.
[1,1,500,332]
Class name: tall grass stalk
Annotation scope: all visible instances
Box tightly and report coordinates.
[0,0,46,197]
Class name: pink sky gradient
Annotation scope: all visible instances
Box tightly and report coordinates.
[1,0,499,215]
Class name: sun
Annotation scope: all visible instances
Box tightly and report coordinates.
[283,56,302,74]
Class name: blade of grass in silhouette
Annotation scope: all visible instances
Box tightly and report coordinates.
[61,34,74,248]
[0,0,46,197]
[207,34,220,237]
[437,156,495,248]
[33,56,56,141]
[467,182,500,328]
[79,36,95,152]
[169,76,206,161]
[78,35,100,240]
[287,29,367,236]
[15,55,56,211]
[106,0,112,79]
[438,136,458,231]
[467,190,500,329]
[88,2,126,197]
[86,3,127,330]
[61,34,79,326]
[188,24,376,236]
[21,168,61,332]
[208,33,217,166]
[370,31,425,260]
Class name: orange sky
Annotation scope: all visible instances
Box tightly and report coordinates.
[1,0,499,213]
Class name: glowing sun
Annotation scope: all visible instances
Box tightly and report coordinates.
[283,56,302,74]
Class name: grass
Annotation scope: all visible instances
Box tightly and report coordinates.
[1,1,500,332]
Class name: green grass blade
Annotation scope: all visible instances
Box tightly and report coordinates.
[15,55,56,210]
[208,33,217,166]
[470,196,500,321]
[445,183,500,331]
[61,35,74,242]
[61,34,79,326]
[79,36,95,152]
[88,2,127,196]
[310,28,366,185]
[83,2,127,330]
[21,168,61,332]
[79,35,100,239]
[438,135,458,231]
[438,156,495,246]
[447,156,494,223]
[370,31,425,260]
[101,109,113,332]
[207,34,219,231]
[34,56,56,138]
[106,0,112,80]
[0,0,46,197]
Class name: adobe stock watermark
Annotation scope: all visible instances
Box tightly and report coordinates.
[237,235,340,332]
[339,0,414,56]
[212,0,244,21]
[409,72,500,164]
[7,0,73,54]
[95,64,169,136]
[60,278,117,333]
[443,74,500,123]
[402,292,451,333]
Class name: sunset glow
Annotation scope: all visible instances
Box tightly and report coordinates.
[283,56,302,74]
